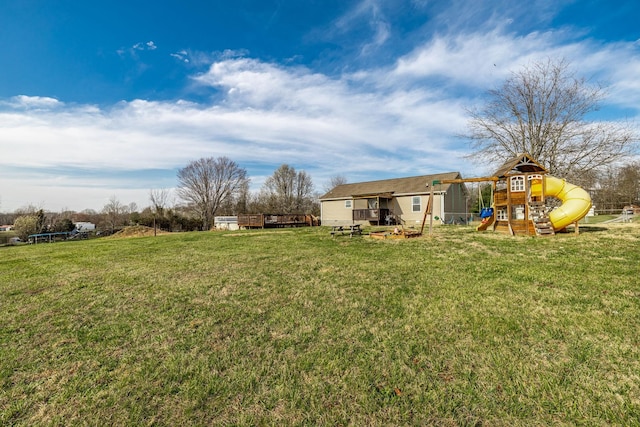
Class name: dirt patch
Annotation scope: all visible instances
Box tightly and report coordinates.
[108,225,170,238]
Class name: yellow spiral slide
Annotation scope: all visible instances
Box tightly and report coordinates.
[530,176,592,230]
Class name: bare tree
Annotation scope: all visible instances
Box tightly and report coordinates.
[233,179,251,214]
[592,161,640,212]
[176,157,248,230]
[466,58,637,184]
[261,164,315,213]
[149,188,172,217]
[102,196,126,233]
[324,174,348,193]
[617,162,640,205]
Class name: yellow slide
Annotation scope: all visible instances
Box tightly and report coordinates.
[530,176,592,231]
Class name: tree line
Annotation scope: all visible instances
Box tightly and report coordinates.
[2,163,321,240]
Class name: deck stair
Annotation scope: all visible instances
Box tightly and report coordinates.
[529,201,555,236]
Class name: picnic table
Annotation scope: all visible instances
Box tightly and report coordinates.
[331,224,362,237]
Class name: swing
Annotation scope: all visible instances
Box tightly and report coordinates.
[478,184,494,218]
[480,207,494,218]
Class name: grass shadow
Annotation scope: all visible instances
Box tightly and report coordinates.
[577,226,610,233]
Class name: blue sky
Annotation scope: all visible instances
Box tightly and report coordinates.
[1,0,639,212]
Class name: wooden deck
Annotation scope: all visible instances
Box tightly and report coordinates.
[237,214,318,229]
[352,208,391,224]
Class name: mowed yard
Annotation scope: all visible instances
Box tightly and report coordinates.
[1,223,639,426]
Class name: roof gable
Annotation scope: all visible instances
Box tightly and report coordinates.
[320,172,462,200]
[493,153,547,177]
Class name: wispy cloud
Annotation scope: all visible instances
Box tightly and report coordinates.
[390,27,586,91]
[117,40,158,58]
[170,50,190,63]
[4,95,63,110]
[134,41,157,51]
[315,0,395,61]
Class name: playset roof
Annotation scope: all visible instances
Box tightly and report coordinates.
[493,153,548,177]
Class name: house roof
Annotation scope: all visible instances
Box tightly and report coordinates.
[493,153,548,177]
[319,172,462,200]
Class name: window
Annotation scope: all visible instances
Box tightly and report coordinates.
[510,176,525,192]
[412,196,421,212]
[497,208,508,220]
[345,200,352,208]
[512,205,525,220]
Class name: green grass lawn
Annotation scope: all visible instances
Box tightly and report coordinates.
[1,224,639,425]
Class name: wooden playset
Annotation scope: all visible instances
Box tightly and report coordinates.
[442,153,592,236]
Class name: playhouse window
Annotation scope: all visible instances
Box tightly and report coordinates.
[496,208,508,220]
[510,176,525,192]
[345,200,352,208]
[412,196,421,212]
[512,205,525,220]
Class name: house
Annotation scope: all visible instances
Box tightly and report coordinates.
[319,172,468,227]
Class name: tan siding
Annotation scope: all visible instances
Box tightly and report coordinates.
[395,195,443,226]
[321,200,354,225]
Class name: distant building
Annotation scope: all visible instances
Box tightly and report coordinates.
[0,225,13,232]
[74,222,96,232]
[214,216,239,230]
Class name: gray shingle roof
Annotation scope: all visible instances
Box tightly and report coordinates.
[319,172,462,200]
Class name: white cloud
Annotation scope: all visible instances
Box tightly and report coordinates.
[170,50,189,63]
[391,29,571,88]
[5,95,63,109]
[569,42,640,110]
[0,56,476,211]
[2,9,640,212]
[133,41,157,51]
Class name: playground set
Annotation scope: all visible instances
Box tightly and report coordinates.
[442,153,592,236]
[336,154,591,239]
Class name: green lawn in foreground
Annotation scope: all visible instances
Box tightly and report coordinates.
[1,224,639,425]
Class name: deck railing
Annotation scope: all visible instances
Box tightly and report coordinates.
[352,208,390,222]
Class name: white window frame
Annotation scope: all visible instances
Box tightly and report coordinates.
[345,200,352,208]
[510,176,525,192]
[497,208,508,221]
[412,196,421,213]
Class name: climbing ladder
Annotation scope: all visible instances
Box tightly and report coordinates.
[529,201,555,236]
